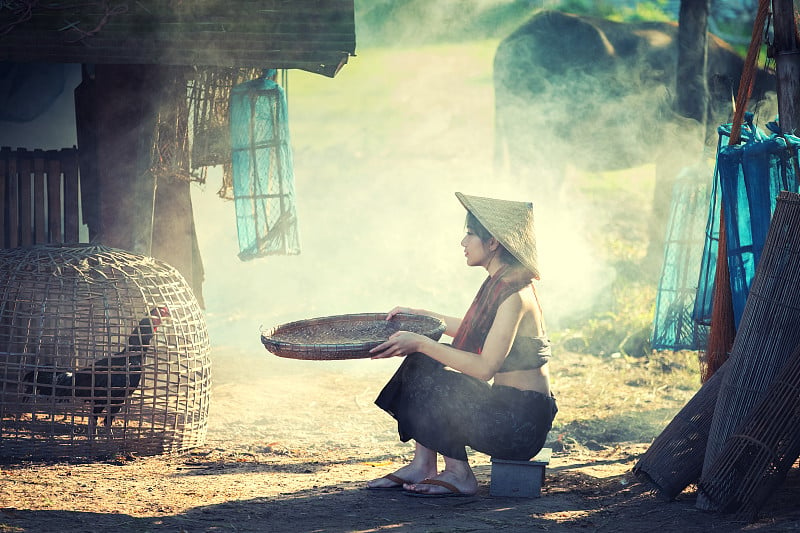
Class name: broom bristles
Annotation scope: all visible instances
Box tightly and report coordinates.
[703,208,736,382]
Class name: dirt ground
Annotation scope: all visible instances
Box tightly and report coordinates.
[2,348,800,533]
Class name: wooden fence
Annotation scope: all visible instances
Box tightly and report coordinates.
[0,147,81,249]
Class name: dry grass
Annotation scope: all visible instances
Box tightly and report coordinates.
[548,349,701,449]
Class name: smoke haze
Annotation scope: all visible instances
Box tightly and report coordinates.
[0,44,618,374]
[0,7,702,373]
[193,41,616,366]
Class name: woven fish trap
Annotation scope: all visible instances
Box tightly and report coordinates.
[632,360,727,500]
[700,191,800,508]
[188,67,261,171]
[261,313,446,360]
[0,244,211,459]
[697,342,800,519]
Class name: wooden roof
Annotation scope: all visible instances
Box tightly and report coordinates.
[0,0,355,77]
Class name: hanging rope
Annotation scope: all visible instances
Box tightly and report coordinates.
[702,0,772,382]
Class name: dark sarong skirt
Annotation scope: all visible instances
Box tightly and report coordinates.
[375,353,558,461]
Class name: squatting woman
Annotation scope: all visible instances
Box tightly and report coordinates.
[367,192,558,497]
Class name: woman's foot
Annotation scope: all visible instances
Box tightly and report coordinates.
[404,464,478,496]
[367,442,438,490]
[367,463,436,490]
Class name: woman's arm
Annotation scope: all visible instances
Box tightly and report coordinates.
[373,294,525,381]
[385,306,462,337]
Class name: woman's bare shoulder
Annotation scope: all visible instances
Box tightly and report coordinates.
[517,286,545,334]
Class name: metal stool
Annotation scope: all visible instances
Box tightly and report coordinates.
[490,447,552,498]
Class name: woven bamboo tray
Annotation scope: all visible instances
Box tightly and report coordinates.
[261,313,446,360]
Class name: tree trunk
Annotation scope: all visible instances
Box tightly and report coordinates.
[645,0,712,276]
[676,0,711,123]
[772,0,800,134]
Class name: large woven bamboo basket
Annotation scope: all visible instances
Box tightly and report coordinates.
[261,313,446,360]
[0,244,212,459]
[699,191,800,509]
[698,342,800,519]
[632,360,728,500]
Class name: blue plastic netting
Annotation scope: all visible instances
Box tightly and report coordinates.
[693,120,800,330]
[651,163,711,350]
[654,115,800,350]
[230,69,300,261]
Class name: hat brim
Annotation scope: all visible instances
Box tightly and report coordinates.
[456,192,540,279]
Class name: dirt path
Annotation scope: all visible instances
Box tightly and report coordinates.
[2,349,800,532]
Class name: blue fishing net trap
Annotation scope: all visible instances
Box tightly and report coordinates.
[693,117,800,331]
[653,114,800,350]
[651,163,712,350]
[229,69,300,261]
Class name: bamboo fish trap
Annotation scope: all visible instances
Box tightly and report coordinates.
[697,341,800,519]
[632,360,727,500]
[699,191,800,510]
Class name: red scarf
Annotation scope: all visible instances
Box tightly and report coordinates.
[451,266,533,353]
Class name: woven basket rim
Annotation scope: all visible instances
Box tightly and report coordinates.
[260,312,446,360]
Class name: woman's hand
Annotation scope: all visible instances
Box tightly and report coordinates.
[370,331,425,359]
[385,306,416,320]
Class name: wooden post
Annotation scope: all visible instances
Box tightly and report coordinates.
[6,149,18,249]
[33,150,46,245]
[62,149,80,243]
[74,64,204,302]
[89,64,157,253]
[74,65,100,242]
[47,152,63,244]
[0,147,7,248]
[17,151,31,247]
[772,0,800,134]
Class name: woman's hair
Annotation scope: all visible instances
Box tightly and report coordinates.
[465,212,521,267]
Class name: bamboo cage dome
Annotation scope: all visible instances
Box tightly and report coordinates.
[0,244,212,459]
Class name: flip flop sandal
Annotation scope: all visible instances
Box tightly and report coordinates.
[366,473,410,490]
[403,478,473,498]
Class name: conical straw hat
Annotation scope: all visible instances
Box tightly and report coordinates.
[455,192,540,279]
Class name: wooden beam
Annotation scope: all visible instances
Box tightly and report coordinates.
[0,0,356,76]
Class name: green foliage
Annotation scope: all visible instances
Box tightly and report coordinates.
[607,0,674,23]
[529,0,674,22]
[555,278,656,358]
[464,1,543,40]
[556,0,617,18]
[354,0,675,47]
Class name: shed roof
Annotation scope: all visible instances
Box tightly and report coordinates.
[0,0,356,77]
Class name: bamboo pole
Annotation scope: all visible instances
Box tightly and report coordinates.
[703,0,771,382]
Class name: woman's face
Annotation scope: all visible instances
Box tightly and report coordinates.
[461,228,493,268]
